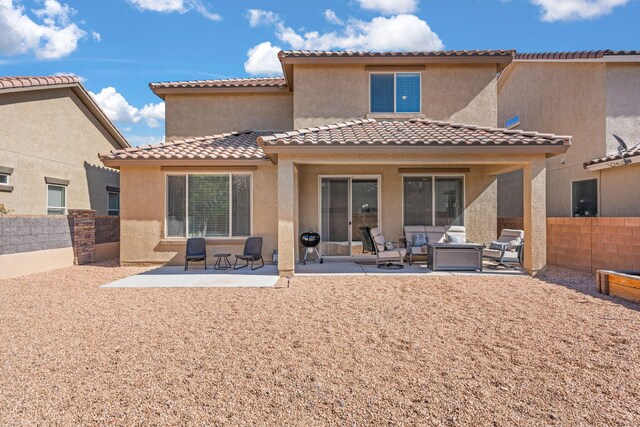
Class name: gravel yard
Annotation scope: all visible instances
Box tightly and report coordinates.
[1,262,640,426]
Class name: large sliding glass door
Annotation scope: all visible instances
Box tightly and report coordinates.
[320,177,379,257]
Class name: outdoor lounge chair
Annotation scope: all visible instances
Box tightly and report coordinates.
[234,237,264,270]
[359,226,406,269]
[483,229,524,269]
[185,237,207,270]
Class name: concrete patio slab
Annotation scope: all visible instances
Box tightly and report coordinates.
[101,265,279,288]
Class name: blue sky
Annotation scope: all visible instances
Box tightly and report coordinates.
[1,0,638,146]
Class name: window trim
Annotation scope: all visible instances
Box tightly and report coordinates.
[107,191,120,216]
[401,174,466,228]
[46,183,67,215]
[369,72,422,114]
[570,177,599,218]
[164,172,254,240]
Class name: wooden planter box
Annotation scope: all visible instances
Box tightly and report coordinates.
[597,270,640,303]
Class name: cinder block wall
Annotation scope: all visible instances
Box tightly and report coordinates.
[547,217,640,273]
[0,216,72,255]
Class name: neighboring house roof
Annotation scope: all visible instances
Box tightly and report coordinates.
[150,77,288,98]
[584,146,640,171]
[279,50,515,59]
[0,76,130,149]
[99,131,269,165]
[515,50,640,61]
[257,118,572,150]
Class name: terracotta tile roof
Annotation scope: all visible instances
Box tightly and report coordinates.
[516,50,640,60]
[99,131,270,161]
[257,119,572,148]
[149,77,287,90]
[584,146,640,168]
[0,75,80,90]
[279,50,515,59]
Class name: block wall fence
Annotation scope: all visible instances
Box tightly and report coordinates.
[499,217,640,274]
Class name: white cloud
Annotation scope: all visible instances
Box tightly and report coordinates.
[247,9,279,27]
[531,0,630,21]
[53,71,86,82]
[275,14,443,51]
[90,87,165,128]
[244,41,282,76]
[323,9,343,25]
[128,0,221,21]
[357,0,418,15]
[91,31,101,41]
[139,102,165,128]
[0,0,86,59]
[244,8,443,75]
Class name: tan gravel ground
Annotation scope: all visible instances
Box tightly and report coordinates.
[1,262,640,426]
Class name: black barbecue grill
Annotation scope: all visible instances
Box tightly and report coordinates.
[300,231,323,265]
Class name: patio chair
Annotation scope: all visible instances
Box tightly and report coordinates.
[483,229,524,269]
[234,237,264,270]
[360,226,406,269]
[185,237,207,271]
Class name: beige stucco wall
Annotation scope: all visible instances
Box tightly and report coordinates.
[296,163,498,253]
[605,63,640,154]
[164,93,293,140]
[498,62,607,217]
[118,163,278,265]
[293,64,499,129]
[0,87,121,215]
[0,247,74,279]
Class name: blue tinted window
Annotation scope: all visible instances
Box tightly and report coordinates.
[396,73,420,113]
[370,74,394,113]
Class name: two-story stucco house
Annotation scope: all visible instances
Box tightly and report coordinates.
[100,50,573,276]
[0,76,129,216]
[498,50,640,222]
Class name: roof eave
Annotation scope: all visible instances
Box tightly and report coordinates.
[584,154,640,171]
[150,85,289,99]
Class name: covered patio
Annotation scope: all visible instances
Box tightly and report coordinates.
[258,119,572,277]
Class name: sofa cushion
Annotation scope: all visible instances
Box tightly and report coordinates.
[377,248,407,259]
[412,233,427,247]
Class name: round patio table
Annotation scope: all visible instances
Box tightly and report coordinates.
[213,253,232,270]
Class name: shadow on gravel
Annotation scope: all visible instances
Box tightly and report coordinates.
[537,265,640,313]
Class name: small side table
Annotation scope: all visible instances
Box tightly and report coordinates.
[213,253,232,270]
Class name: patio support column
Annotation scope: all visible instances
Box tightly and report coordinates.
[277,157,296,276]
[523,157,547,274]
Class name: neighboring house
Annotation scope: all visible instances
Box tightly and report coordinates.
[0,76,129,216]
[100,50,572,276]
[498,50,640,220]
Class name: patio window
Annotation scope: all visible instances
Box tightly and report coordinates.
[572,179,598,217]
[165,174,252,238]
[370,73,421,113]
[403,176,464,226]
[47,184,66,215]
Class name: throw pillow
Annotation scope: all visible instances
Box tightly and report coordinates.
[412,233,427,247]
[490,241,506,250]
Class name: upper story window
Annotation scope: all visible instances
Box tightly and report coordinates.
[0,173,8,185]
[370,73,421,113]
[504,115,521,129]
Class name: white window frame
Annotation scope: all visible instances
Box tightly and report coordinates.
[570,177,599,217]
[164,172,254,239]
[46,184,67,215]
[369,72,422,114]
[0,173,9,185]
[107,191,120,216]
[401,174,466,228]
